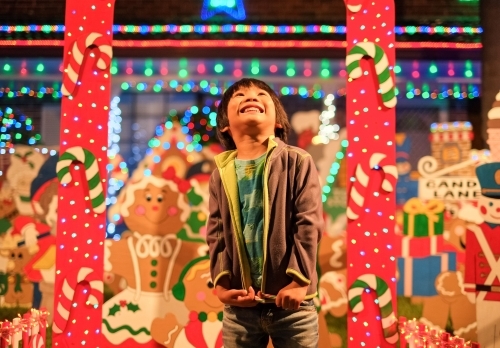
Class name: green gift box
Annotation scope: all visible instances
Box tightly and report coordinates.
[402,198,444,237]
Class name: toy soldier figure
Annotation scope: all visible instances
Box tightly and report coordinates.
[465,162,500,347]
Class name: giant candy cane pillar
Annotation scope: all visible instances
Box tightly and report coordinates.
[344,0,399,346]
[53,1,115,346]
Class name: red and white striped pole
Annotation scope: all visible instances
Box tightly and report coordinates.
[344,0,398,346]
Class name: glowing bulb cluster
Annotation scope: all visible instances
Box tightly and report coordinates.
[317,94,340,144]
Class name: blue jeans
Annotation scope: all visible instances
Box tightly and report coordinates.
[222,300,319,348]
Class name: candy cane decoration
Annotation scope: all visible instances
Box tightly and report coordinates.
[52,267,103,334]
[346,42,397,108]
[29,334,45,348]
[57,146,106,214]
[348,274,398,344]
[61,32,113,97]
[344,0,365,13]
[346,153,397,220]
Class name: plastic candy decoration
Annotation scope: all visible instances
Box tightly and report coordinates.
[57,146,106,214]
[54,0,114,346]
[348,274,398,343]
[398,317,480,347]
[344,0,366,13]
[52,267,103,334]
[346,153,398,220]
[346,42,397,108]
[0,309,48,348]
[61,32,112,96]
[344,0,398,345]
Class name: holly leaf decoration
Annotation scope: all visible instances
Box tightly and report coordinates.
[186,211,206,233]
[187,188,203,207]
[127,302,140,312]
[108,304,121,316]
[176,228,205,243]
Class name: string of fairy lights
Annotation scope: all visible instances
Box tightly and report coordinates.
[0,80,481,101]
[0,58,481,79]
[322,139,348,204]
[0,24,483,36]
[0,107,41,148]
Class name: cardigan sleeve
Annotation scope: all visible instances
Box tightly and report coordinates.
[206,171,232,287]
[286,154,323,285]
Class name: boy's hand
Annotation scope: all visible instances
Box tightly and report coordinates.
[274,279,308,310]
[215,276,257,307]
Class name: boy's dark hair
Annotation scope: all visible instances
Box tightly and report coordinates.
[216,78,291,150]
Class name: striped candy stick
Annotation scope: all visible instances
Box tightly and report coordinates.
[346,42,397,108]
[343,0,365,13]
[348,274,398,344]
[0,321,10,348]
[56,146,106,214]
[29,334,45,348]
[346,153,398,220]
[61,32,113,96]
[52,267,103,334]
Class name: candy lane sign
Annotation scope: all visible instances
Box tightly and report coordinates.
[418,177,481,201]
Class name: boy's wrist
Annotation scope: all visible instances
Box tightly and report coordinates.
[291,276,309,287]
[215,274,230,290]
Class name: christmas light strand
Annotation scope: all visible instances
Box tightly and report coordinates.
[0,39,483,49]
[0,24,483,36]
[0,81,481,101]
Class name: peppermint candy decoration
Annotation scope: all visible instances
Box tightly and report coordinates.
[56,146,106,214]
[61,32,113,97]
[346,153,397,220]
[52,267,103,334]
[346,42,397,108]
[348,274,398,344]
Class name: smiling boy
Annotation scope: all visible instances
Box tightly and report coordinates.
[206,78,323,348]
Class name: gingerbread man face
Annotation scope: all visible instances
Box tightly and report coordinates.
[478,195,500,225]
[6,247,32,274]
[182,259,222,313]
[121,176,190,235]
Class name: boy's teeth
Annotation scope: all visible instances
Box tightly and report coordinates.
[244,107,260,112]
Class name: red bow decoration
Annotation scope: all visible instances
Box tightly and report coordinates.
[163,166,191,193]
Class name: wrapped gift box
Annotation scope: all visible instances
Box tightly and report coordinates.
[399,235,446,258]
[403,198,444,237]
[397,252,456,297]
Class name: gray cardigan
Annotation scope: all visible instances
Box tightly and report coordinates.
[206,137,323,299]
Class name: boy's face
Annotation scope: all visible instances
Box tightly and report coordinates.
[223,84,280,138]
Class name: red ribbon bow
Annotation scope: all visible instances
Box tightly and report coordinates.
[163,166,191,193]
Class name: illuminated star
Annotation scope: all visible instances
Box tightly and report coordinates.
[201,0,246,20]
